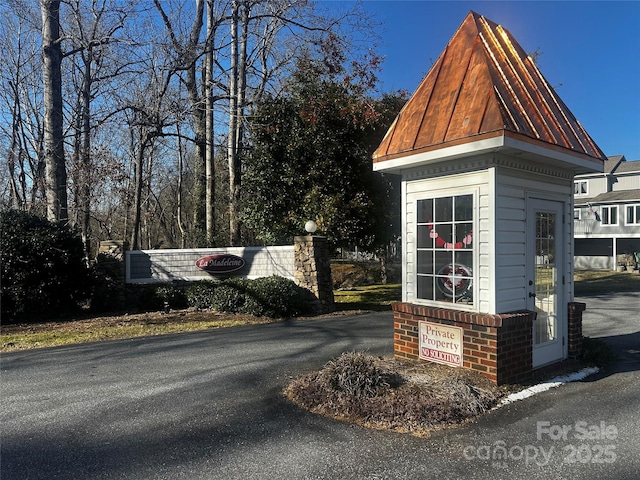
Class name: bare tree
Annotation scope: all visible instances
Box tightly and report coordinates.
[2,1,50,214]
[40,0,68,223]
[205,0,217,242]
[63,0,129,259]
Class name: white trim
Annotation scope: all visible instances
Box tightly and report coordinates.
[574,179,588,196]
[410,187,479,312]
[625,204,640,225]
[488,167,497,314]
[600,205,619,226]
[374,135,604,174]
[401,180,408,303]
[374,137,505,172]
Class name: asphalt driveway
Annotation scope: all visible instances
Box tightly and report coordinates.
[1,295,639,480]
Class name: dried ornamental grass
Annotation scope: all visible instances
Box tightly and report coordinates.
[284,352,503,435]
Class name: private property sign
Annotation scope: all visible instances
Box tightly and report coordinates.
[419,321,463,367]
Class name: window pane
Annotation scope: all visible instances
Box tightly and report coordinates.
[417,225,433,248]
[455,222,473,248]
[627,206,634,224]
[417,275,434,300]
[417,250,434,275]
[417,199,433,223]
[455,195,473,221]
[433,224,453,249]
[454,252,473,273]
[435,197,453,222]
[602,208,609,224]
[435,250,452,270]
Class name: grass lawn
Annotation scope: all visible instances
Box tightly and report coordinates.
[334,283,401,311]
[2,270,637,352]
[574,269,640,295]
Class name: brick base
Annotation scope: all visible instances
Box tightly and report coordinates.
[568,302,586,359]
[393,302,534,385]
[393,301,587,385]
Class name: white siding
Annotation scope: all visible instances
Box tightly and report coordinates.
[581,176,608,197]
[495,166,572,312]
[126,246,295,283]
[400,154,574,314]
[404,170,490,312]
[614,175,640,190]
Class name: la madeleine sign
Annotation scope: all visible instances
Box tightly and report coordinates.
[195,254,245,274]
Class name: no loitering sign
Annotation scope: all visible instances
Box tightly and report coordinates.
[419,321,463,367]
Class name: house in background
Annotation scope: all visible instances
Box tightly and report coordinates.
[574,155,640,270]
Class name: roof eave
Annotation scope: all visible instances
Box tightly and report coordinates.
[373,131,605,174]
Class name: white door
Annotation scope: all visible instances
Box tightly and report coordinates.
[527,198,565,368]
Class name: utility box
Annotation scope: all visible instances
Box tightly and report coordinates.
[373,12,605,384]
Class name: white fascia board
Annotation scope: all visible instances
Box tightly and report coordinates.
[501,136,604,174]
[372,137,505,173]
[373,135,605,175]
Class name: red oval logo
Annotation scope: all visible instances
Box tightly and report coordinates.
[195,254,245,273]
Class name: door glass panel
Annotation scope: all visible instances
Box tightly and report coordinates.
[535,212,556,345]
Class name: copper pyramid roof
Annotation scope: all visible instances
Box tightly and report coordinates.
[373,11,606,170]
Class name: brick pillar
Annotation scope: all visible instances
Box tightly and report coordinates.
[568,302,586,359]
[294,235,335,314]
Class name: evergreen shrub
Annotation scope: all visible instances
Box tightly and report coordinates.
[185,282,218,310]
[184,276,313,318]
[0,210,90,321]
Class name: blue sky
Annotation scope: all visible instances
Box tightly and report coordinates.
[335,1,640,159]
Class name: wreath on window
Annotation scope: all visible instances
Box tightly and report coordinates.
[437,264,473,299]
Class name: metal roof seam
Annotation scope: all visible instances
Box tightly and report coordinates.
[479,17,539,137]
[527,59,589,154]
[495,24,558,144]
[522,56,573,148]
[412,50,446,151]
[443,36,481,141]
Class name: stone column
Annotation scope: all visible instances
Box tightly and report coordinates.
[294,235,335,314]
[93,240,128,310]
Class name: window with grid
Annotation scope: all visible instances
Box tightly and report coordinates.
[600,205,618,226]
[626,204,640,225]
[416,194,474,306]
[574,181,588,196]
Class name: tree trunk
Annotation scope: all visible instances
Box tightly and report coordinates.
[41,0,68,223]
[79,51,92,261]
[176,123,186,248]
[130,131,145,250]
[205,0,215,244]
[227,0,240,246]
